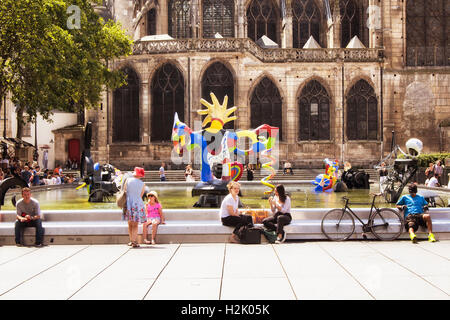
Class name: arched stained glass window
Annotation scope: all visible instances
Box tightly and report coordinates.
[406,0,449,66]
[113,67,140,142]
[247,0,280,44]
[292,0,321,48]
[250,77,282,140]
[298,80,330,141]
[169,0,192,38]
[151,64,185,141]
[201,62,235,129]
[340,0,368,47]
[202,0,234,38]
[147,8,156,35]
[346,80,378,141]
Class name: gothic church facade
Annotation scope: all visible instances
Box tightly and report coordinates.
[87,0,450,169]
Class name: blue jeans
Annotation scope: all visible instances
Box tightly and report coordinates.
[15,219,45,245]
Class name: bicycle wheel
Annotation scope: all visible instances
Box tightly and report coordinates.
[321,209,355,241]
[370,208,404,241]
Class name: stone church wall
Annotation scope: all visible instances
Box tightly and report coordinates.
[87,0,449,170]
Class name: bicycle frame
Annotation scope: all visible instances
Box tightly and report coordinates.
[339,195,387,233]
[322,193,403,241]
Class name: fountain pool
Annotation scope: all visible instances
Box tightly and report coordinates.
[3,183,447,211]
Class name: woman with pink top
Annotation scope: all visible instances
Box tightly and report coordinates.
[142,191,165,244]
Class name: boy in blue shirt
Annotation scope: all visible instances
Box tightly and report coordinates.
[396,184,436,243]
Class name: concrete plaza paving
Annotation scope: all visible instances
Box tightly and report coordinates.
[0,240,449,300]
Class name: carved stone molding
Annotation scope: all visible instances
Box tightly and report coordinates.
[133,38,384,63]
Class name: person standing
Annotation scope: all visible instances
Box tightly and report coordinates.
[30,166,41,186]
[396,183,436,243]
[184,164,194,182]
[263,184,292,244]
[378,162,388,193]
[159,162,166,181]
[433,160,444,185]
[42,150,48,169]
[220,181,253,243]
[424,162,434,182]
[246,164,254,181]
[123,167,146,247]
[15,188,45,247]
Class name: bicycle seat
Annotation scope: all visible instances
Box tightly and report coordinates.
[369,193,383,197]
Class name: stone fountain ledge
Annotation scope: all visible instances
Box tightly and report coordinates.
[0,207,449,245]
[417,185,450,193]
[3,183,78,196]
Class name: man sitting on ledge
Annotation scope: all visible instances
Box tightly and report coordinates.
[396,183,436,243]
[15,187,45,247]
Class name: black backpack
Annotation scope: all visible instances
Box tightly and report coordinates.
[238,225,262,244]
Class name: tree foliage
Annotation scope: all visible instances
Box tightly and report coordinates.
[398,152,450,167]
[0,0,132,138]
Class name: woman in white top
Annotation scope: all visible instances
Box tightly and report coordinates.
[220,181,253,243]
[263,184,292,243]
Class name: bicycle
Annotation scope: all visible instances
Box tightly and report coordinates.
[321,193,404,241]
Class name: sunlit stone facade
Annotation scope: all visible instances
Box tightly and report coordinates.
[87,0,449,169]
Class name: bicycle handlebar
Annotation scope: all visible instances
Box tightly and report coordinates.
[342,195,379,206]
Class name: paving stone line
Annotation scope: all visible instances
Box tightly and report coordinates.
[365,242,450,297]
[218,243,227,300]
[142,243,181,300]
[0,245,90,297]
[0,247,39,266]
[67,246,133,300]
[270,244,299,300]
[317,242,377,300]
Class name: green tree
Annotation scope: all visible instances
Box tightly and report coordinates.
[0,0,132,139]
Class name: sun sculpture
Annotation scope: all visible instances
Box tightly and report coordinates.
[172,92,279,197]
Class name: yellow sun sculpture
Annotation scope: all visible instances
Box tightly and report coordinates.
[198,92,237,133]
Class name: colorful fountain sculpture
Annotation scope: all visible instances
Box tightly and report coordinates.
[172,93,279,207]
[312,158,339,192]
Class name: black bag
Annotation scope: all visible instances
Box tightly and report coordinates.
[238,225,262,244]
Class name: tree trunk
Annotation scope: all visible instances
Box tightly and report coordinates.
[16,104,24,140]
[0,91,4,138]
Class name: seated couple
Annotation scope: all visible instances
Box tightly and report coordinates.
[220,182,291,244]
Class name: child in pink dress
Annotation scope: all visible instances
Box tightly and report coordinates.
[143,191,165,244]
